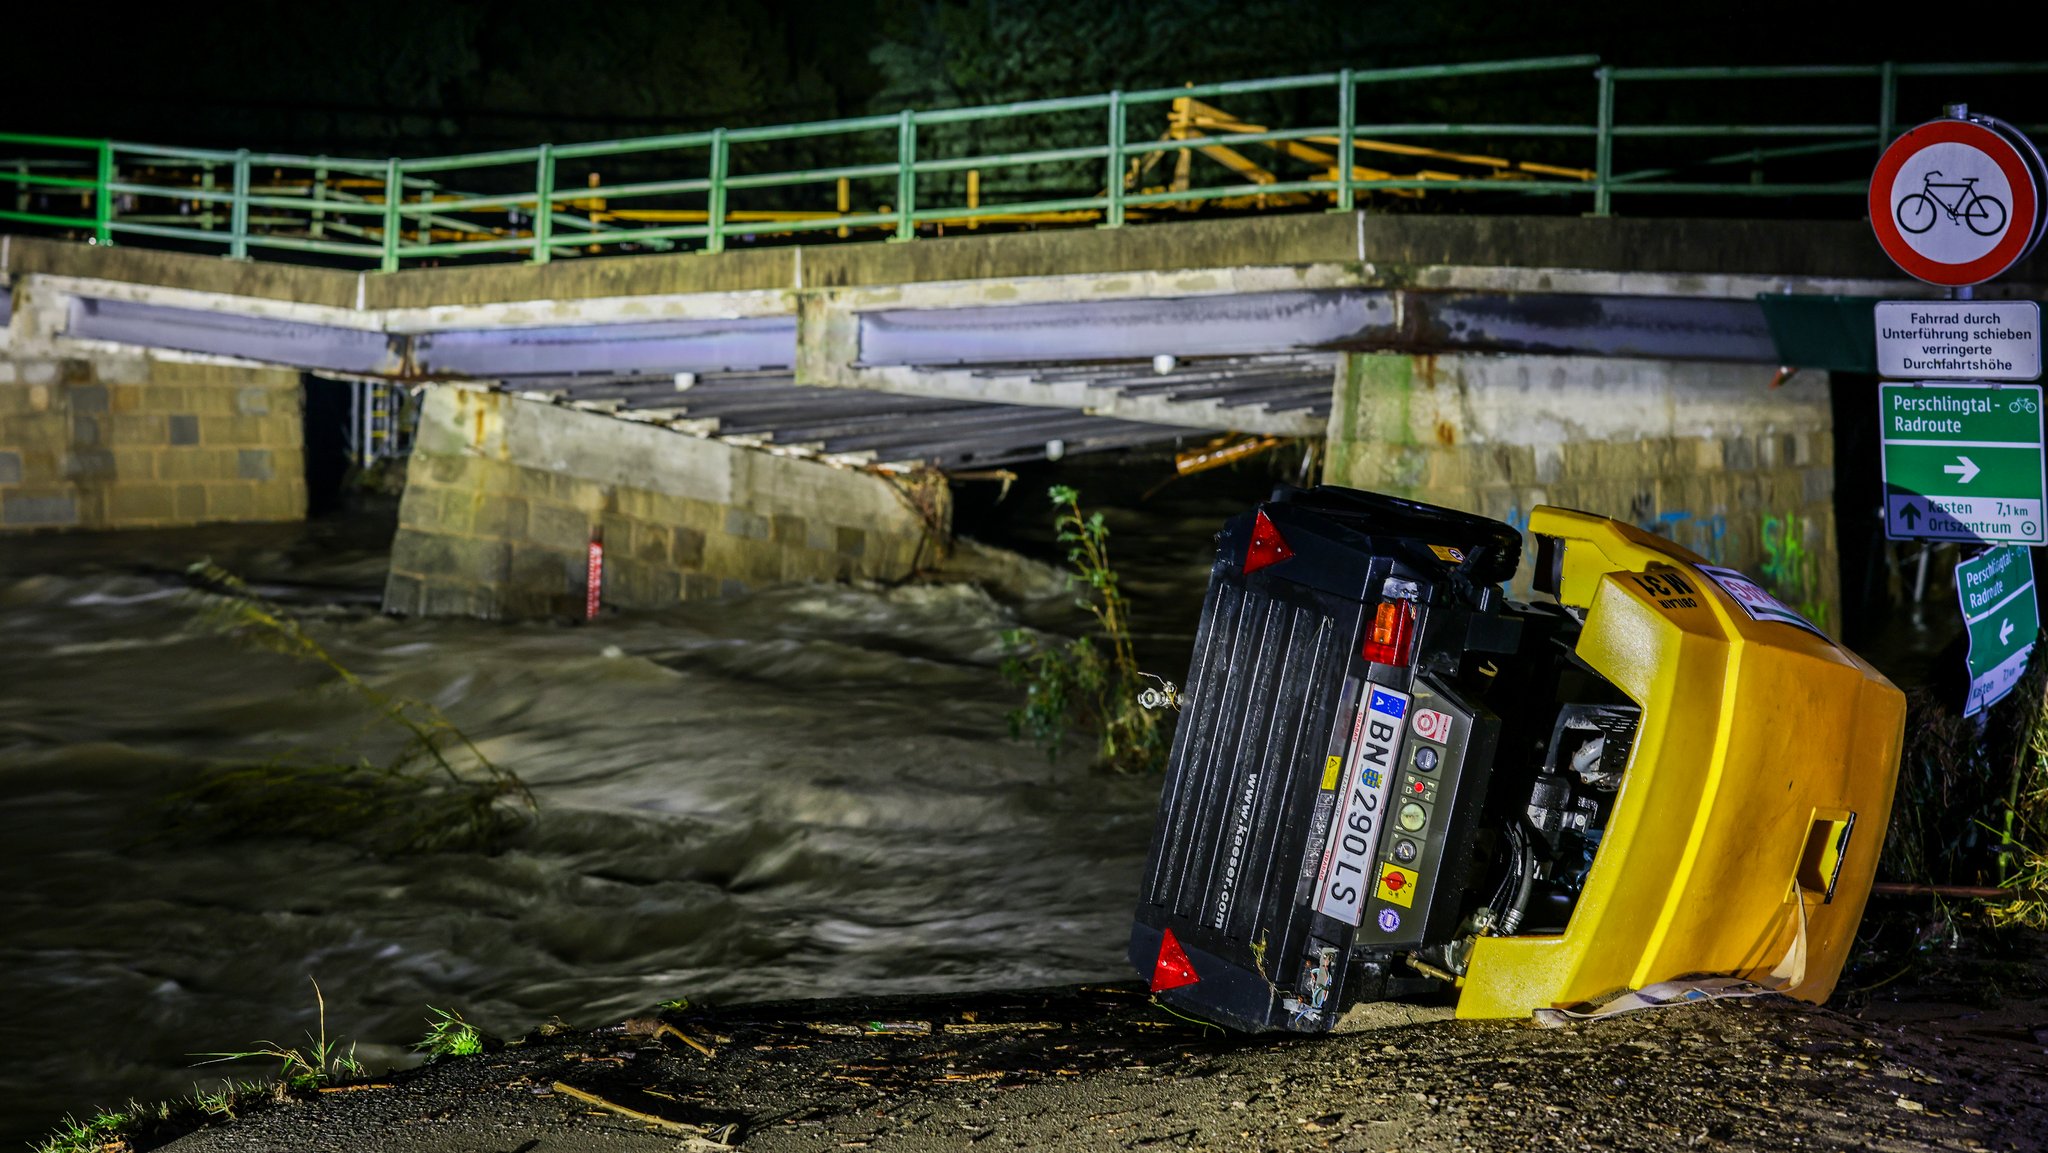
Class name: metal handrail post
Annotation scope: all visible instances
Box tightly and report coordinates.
[1878,61,1897,144]
[93,141,113,245]
[229,149,251,258]
[1103,90,1125,228]
[1334,69,1356,212]
[532,143,555,264]
[200,161,217,232]
[1593,67,1614,216]
[381,158,402,272]
[707,128,728,254]
[894,109,917,241]
[311,160,327,239]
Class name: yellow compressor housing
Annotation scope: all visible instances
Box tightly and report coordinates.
[1456,506,1906,1018]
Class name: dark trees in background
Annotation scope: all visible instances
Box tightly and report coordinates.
[15,0,1913,156]
[14,0,880,153]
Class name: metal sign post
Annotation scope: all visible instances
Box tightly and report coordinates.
[1955,546,2039,715]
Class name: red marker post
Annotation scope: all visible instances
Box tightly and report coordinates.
[585,531,604,621]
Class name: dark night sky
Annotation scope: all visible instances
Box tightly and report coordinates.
[6,1,1978,157]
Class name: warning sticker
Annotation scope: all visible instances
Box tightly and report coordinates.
[1428,544,1466,563]
[1376,863,1419,909]
[1697,564,1829,640]
[1412,708,1453,744]
[1321,754,1342,791]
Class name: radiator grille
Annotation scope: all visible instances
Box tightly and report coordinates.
[1146,575,1354,943]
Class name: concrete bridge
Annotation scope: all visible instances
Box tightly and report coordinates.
[5,213,2040,628]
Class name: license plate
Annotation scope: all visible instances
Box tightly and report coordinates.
[1314,685,1408,925]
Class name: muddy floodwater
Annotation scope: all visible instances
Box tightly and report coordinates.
[0,464,1269,1147]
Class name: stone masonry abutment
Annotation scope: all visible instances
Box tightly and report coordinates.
[384,386,946,619]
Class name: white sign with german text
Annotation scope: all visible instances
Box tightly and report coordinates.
[1876,300,2040,381]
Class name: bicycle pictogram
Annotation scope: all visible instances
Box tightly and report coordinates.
[1896,170,2009,237]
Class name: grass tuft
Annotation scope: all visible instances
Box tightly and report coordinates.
[415,1006,486,1058]
[195,978,365,1091]
[171,561,536,853]
[32,1109,131,1153]
[29,1075,276,1153]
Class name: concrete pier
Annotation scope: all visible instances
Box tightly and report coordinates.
[384,386,947,618]
[1325,352,1837,626]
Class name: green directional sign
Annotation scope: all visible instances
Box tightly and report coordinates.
[1881,382,2046,544]
[1956,546,2039,716]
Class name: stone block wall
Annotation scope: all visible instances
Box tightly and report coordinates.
[1325,352,1839,632]
[0,354,305,531]
[384,385,948,618]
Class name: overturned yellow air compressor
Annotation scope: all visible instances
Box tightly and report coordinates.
[1129,487,1905,1030]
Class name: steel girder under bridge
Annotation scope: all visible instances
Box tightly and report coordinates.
[52,282,1789,472]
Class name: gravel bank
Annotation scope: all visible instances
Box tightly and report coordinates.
[151,970,2045,1153]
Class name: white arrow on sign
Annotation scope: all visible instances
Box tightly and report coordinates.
[1946,456,1982,484]
[2002,618,2016,645]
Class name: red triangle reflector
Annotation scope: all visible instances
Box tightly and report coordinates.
[1244,510,1294,574]
[1151,927,1200,993]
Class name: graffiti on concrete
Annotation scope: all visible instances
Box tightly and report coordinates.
[1759,510,1828,630]
[1506,500,1819,629]
[1639,508,1728,566]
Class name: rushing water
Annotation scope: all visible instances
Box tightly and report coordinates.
[0,463,1269,1146]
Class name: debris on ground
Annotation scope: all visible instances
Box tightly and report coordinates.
[150,966,2048,1153]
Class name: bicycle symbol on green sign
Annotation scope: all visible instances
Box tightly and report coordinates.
[1896,170,2009,236]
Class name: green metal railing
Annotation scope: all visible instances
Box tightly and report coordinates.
[4,56,2045,272]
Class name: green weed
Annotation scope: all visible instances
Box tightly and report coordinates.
[1000,486,1168,773]
[33,984,461,1153]
[1987,682,2048,927]
[196,978,365,1091]
[1882,648,2047,887]
[415,1006,485,1058]
[173,561,536,853]
[29,1080,265,1153]
[1879,643,2048,933]
[33,1108,131,1153]
[187,1081,245,1119]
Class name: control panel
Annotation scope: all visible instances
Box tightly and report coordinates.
[1359,675,1499,948]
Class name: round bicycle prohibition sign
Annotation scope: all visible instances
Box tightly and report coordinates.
[1871,118,2039,285]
